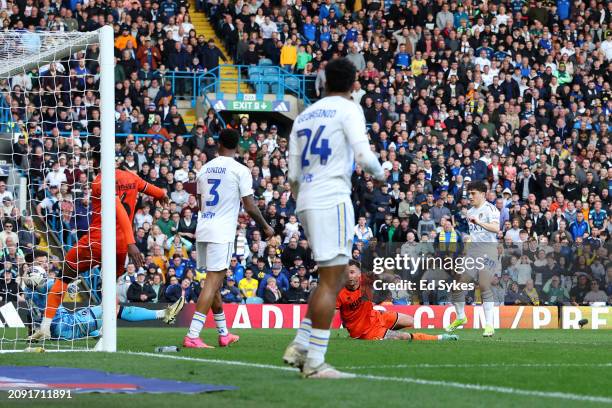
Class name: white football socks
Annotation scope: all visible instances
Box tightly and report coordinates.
[187,311,207,339]
[483,301,494,328]
[214,312,229,336]
[307,328,330,367]
[454,302,466,320]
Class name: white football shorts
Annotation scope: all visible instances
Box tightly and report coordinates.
[196,241,234,272]
[298,200,354,263]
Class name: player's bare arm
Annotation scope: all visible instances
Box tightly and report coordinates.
[242,195,275,239]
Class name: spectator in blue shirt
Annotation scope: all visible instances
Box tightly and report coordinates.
[569,212,590,240]
[476,40,494,60]
[165,277,197,303]
[160,0,177,23]
[221,277,243,303]
[302,16,317,42]
[394,44,410,69]
[170,255,187,279]
[557,0,571,20]
[344,22,359,43]
[257,263,289,297]
[589,201,607,231]
[229,256,245,283]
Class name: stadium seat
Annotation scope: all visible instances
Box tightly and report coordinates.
[245,297,264,304]
[284,76,299,91]
[248,66,263,77]
[255,83,269,94]
[263,67,278,77]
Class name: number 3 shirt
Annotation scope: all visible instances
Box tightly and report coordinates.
[195,156,254,243]
[288,95,369,212]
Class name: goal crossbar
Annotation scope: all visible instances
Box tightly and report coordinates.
[0,30,103,78]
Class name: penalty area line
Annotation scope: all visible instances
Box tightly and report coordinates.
[122,351,612,404]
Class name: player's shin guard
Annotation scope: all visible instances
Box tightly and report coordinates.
[119,306,163,321]
[213,312,228,336]
[450,290,467,320]
[481,288,495,329]
[307,328,330,367]
[293,318,312,348]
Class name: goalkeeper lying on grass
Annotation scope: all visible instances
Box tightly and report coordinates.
[336,260,458,342]
[24,271,184,341]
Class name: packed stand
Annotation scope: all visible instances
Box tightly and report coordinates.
[1,0,612,306]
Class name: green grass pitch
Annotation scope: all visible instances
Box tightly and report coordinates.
[1,328,612,408]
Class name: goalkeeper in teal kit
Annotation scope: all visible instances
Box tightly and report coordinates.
[24,279,185,340]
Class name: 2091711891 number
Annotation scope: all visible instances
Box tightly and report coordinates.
[8,389,73,399]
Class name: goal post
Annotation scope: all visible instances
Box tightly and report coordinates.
[0,26,116,352]
[98,25,117,353]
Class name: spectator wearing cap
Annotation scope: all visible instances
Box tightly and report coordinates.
[257,260,289,298]
[115,25,138,51]
[221,277,243,303]
[127,271,156,303]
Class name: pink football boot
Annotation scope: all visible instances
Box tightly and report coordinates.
[183,336,214,349]
[218,333,240,347]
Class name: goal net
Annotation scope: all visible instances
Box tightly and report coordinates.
[0,26,116,352]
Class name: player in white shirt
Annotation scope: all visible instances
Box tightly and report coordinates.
[446,180,500,337]
[282,58,386,379]
[183,129,274,349]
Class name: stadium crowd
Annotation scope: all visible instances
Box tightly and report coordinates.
[0,0,611,307]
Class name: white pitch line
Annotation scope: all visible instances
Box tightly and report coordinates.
[340,362,612,369]
[121,351,297,372]
[121,351,612,404]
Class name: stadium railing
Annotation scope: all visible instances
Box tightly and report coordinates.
[162,66,314,106]
[198,64,316,110]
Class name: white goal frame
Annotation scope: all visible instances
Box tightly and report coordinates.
[0,26,116,352]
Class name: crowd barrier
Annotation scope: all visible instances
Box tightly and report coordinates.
[164,304,609,330]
